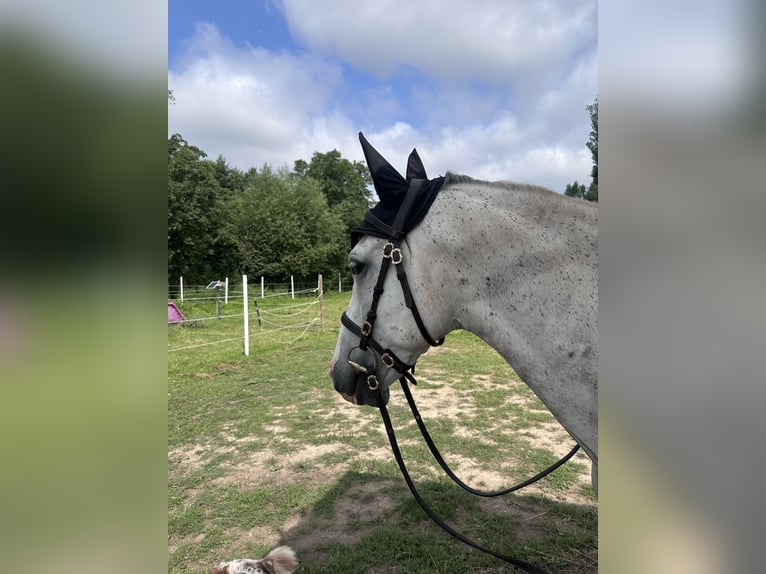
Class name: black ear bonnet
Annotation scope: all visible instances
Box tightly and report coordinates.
[351,132,444,246]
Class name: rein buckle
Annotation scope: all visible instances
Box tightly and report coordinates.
[381,352,396,369]
[361,321,373,336]
[367,375,379,390]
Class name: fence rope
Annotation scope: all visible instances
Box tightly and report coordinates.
[258,317,316,329]
[168,295,232,302]
[168,288,319,301]
[259,287,318,299]
[285,317,319,345]
[173,312,243,323]
[168,319,320,352]
[259,299,319,317]
[170,297,319,325]
[168,336,245,353]
[168,279,325,354]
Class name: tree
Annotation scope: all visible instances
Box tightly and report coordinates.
[585,97,598,202]
[565,180,587,199]
[233,166,345,281]
[213,155,246,193]
[167,134,237,283]
[167,143,375,285]
[167,132,190,158]
[294,150,372,237]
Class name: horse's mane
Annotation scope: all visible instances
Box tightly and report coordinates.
[442,172,597,223]
[444,172,555,195]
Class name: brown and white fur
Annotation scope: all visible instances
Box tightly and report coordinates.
[208,546,298,574]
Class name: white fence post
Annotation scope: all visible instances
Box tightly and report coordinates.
[318,274,325,333]
[338,271,342,293]
[291,275,295,299]
[261,276,265,299]
[180,276,184,302]
[224,277,229,304]
[243,275,249,356]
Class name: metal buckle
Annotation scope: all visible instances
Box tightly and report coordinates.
[361,321,372,336]
[383,242,403,264]
[381,352,396,369]
[367,375,379,390]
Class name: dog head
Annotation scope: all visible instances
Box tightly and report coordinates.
[209,546,298,574]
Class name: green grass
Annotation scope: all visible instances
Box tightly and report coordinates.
[168,291,597,573]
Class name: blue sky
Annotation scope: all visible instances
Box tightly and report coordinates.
[168,0,598,193]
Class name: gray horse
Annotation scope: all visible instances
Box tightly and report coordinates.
[330,135,598,491]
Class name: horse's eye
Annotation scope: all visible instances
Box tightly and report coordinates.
[349,261,365,275]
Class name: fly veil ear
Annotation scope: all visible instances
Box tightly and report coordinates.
[351,132,445,246]
[406,147,427,181]
[358,132,428,193]
[358,131,408,201]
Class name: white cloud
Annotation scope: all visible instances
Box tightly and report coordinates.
[280,0,595,87]
[169,4,597,193]
[169,23,348,168]
[358,114,590,193]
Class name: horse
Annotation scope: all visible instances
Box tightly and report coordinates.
[330,133,598,491]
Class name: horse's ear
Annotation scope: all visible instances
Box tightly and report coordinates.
[406,148,427,181]
[359,132,406,199]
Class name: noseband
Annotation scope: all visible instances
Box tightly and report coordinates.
[341,178,443,393]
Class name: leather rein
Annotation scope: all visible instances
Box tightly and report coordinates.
[341,179,579,574]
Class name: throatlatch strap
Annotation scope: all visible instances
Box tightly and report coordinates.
[394,269,444,347]
[391,179,444,347]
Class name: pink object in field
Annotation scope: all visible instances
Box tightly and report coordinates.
[168,301,185,323]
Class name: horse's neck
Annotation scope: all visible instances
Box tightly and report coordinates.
[420,182,598,461]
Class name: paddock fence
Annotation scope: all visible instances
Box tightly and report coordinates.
[167,274,329,356]
[168,272,349,304]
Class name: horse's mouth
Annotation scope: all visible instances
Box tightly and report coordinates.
[332,369,389,407]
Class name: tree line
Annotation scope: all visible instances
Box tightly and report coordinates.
[168,133,372,285]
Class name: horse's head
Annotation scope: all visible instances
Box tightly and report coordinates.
[330,234,435,406]
[330,133,447,407]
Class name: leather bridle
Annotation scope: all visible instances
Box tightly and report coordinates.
[339,178,580,574]
[340,178,443,396]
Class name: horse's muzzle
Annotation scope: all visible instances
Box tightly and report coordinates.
[331,356,389,407]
